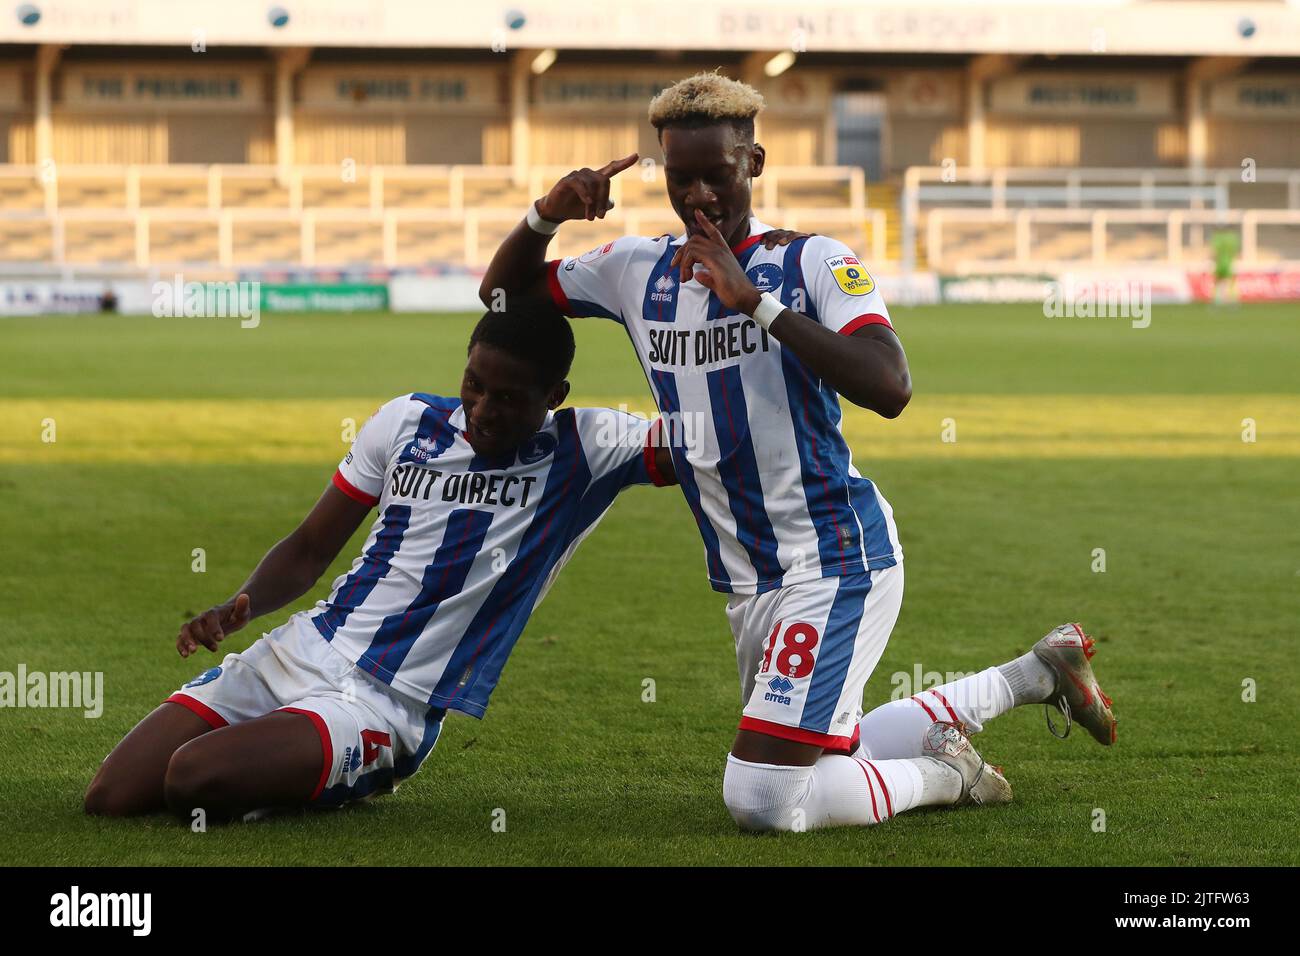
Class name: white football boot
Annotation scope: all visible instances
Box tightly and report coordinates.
[920,721,1013,807]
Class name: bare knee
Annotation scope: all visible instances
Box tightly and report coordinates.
[83,774,135,817]
[164,740,230,819]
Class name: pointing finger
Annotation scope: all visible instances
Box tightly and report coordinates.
[695,209,727,245]
[598,153,640,178]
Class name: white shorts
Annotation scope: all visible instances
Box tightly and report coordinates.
[166,611,445,807]
[727,564,904,753]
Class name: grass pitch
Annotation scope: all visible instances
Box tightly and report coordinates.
[1,303,1297,865]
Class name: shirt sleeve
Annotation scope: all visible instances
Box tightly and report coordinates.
[333,396,407,507]
[576,409,671,491]
[545,235,641,323]
[798,235,894,336]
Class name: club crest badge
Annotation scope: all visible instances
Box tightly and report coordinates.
[518,432,557,465]
[183,666,222,689]
[745,262,784,294]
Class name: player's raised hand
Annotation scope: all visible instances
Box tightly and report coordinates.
[536,153,639,223]
[670,209,762,315]
[177,592,251,658]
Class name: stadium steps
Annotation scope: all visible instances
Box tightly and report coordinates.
[930,222,1016,268]
[393,221,463,266]
[314,222,384,264]
[302,179,373,209]
[866,182,921,268]
[0,177,45,211]
[0,220,53,260]
[149,221,220,264]
[57,179,128,209]
[384,177,451,209]
[777,179,852,209]
[229,221,299,266]
[139,176,208,209]
[1104,227,1167,263]
[461,176,532,210]
[63,221,134,264]
[615,175,665,210]
[1033,224,1093,262]
[221,176,290,209]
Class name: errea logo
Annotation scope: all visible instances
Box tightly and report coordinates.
[768,675,794,695]
[764,675,794,705]
[651,274,675,303]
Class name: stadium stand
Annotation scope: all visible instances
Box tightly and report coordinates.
[0,0,1297,300]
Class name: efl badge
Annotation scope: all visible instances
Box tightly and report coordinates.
[824,254,874,296]
[578,241,614,263]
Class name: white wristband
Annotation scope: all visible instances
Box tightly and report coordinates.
[526,201,562,235]
[751,291,785,330]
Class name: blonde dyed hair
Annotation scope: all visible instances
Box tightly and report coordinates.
[647,70,765,131]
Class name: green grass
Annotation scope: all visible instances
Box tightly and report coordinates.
[1,304,1297,865]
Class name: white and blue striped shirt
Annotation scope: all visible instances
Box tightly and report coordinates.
[316,394,665,717]
[548,218,902,595]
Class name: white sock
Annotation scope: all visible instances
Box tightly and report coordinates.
[855,666,1016,759]
[997,650,1057,706]
[722,753,954,832]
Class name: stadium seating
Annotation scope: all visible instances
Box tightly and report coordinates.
[0,161,1296,273]
[908,167,1300,271]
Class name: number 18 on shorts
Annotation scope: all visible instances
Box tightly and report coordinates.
[727,565,904,753]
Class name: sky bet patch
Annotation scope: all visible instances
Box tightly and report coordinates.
[824,254,874,296]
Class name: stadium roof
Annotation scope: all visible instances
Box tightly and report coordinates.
[2,1,1300,57]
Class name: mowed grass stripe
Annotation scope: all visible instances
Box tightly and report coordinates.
[4,394,1298,462]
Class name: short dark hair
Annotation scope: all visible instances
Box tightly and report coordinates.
[468,302,575,388]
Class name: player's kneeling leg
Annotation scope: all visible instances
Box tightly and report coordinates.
[163,709,325,820]
[280,691,446,811]
[162,688,443,820]
[724,751,963,832]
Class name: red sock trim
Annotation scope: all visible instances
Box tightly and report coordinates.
[862,759,894,818]
[910,695,939,721]
[927,689,960,723]
[852,757,882,823]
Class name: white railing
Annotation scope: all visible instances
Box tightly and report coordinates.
[0,162,867,214]
[0,206,887,270]
[900,165,1300,274]
[925,207,1300,271]
[0,162,879,270]
[903,166,1300,210]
